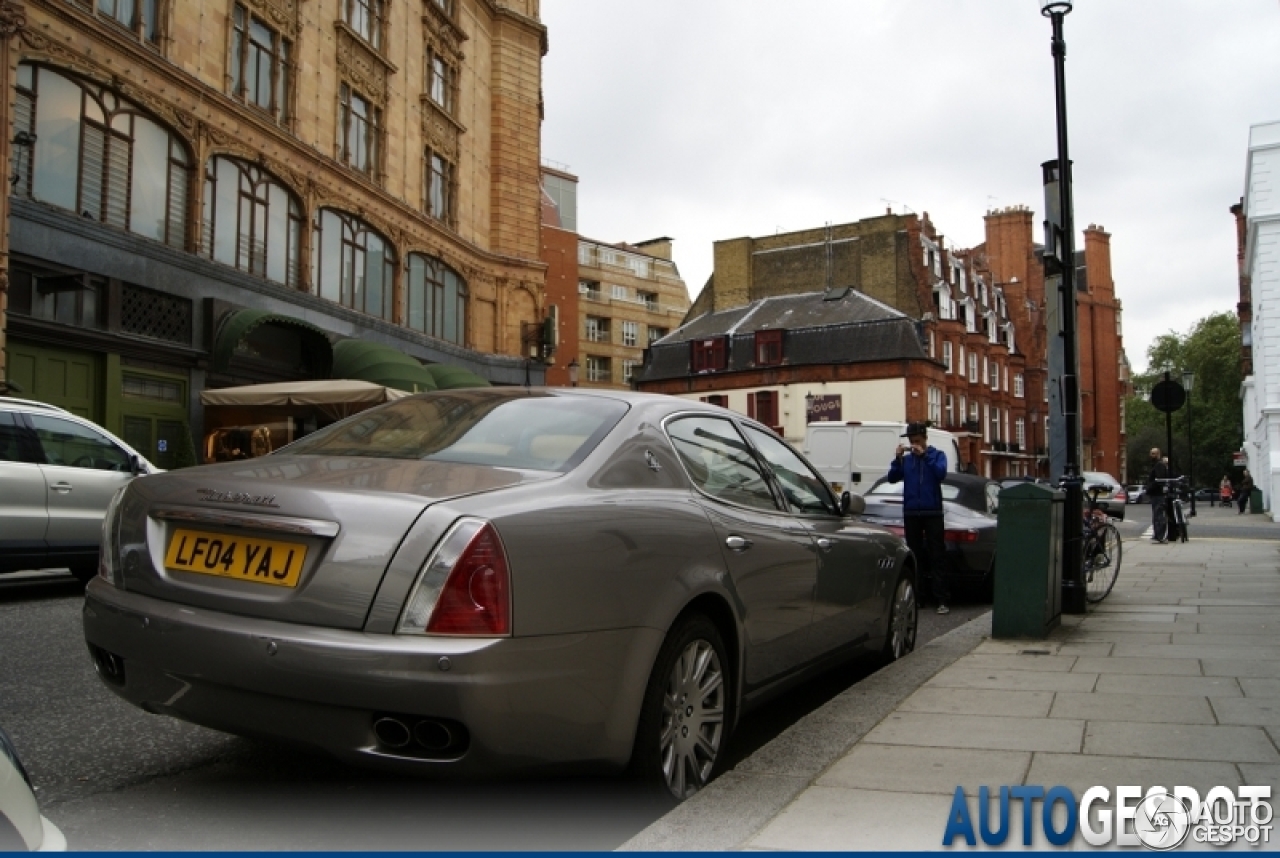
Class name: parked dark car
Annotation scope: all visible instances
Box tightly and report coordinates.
[1192,487,1219,505]
[859,472,1000,597]
[83,389,918,801]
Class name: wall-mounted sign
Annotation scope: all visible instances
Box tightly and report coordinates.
[806,394,842,423]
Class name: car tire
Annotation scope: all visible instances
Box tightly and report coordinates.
[69,562,97,585]
[879,570,918,663]
[631,613,732,801]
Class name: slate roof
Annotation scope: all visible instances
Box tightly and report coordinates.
[637,288,930,383]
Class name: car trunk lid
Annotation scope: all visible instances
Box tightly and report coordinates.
[115,455,552,629]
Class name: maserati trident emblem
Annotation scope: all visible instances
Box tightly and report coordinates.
[196,488,279,508]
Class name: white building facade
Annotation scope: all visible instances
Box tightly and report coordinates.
[1242,121,1280,520]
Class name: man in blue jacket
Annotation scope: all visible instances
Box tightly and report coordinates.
[887,422,950,615]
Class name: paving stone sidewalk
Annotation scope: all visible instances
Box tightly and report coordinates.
[622,533,1280,851]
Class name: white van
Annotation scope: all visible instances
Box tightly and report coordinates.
[803,422,962,496]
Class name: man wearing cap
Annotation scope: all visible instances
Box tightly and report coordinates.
[887,421,950,614]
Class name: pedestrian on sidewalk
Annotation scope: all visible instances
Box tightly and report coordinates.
[888,421,950,615]
[1238,469,1254,515]
[1219,475,1232,508]
[1146,447,1170,543]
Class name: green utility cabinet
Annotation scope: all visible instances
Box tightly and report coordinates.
[993,483,1064,639]
[1251,488,1264,515]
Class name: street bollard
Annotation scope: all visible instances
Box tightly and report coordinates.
[993,483,1064,639]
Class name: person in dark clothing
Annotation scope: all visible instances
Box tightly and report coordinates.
[1239,469,1254,515]
[1145,447,1170,543]
[887,421,950,614]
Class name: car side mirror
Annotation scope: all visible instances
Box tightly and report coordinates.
[841,492,865,516]
[130,454,145,476]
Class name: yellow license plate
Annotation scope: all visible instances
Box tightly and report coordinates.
[164,528,308,587]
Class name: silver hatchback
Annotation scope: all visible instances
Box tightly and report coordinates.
[0,397,156,583]
[83,389,916,799]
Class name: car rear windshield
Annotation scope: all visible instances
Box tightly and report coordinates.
[281,392,628,471]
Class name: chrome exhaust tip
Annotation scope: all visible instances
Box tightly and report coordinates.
[373,717,411,748]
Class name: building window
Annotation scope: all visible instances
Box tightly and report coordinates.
[431,0,452,14]
[990,406,1001,442]
[989,360,999,391]
[648,326,668,345]
[1015,418,1026,449]
[585,316,611,343]
[424,147,454,225]
[611,284,629,301]
[747,391,778,428]
[10,270,106,330]
[639,291,658,311]
[622,359,638,384]
[230,4,291,122]
[621,320,638,347]
[942,341,953,373]
[338,84,380,177]
[586,355,610,383]
[928,386,942,424]
[202,156,303,288]
[345,0,383,49]
[15,64,189,250]
[755,329,784,366]
[691,338,728,373]
[92,0,160,42]
[579,280,600,301]
[968,352,978,383]
[1014,373,1025,398]
[406,253,467,345]
[426,47,455,115]
[960,395,967,425]
[945,394,954,427]
[701,395,728,408]
[312,208,394,320]
[928,331,935,359]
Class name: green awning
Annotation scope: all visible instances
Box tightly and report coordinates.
[211,309,334,376]
[332,339,439,393]
[424,364,490,390]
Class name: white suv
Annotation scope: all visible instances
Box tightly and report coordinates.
[0,397,157,583]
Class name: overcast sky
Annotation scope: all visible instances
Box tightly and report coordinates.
[540,1,1280,374]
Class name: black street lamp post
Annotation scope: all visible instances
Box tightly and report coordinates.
[1042,0,1085,614]
[1183,369,1196,515]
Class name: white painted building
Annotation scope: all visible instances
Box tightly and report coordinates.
[1241,120,1280,520]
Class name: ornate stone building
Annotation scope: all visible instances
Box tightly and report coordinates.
[0,0,546,464]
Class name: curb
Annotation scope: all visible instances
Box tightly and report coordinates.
[619,611,994,851]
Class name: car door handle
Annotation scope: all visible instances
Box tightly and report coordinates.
[50,482,73,493]
[816,537,833,552]
[725,536,753,551]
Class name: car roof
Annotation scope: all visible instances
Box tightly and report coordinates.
[0,396,73,415]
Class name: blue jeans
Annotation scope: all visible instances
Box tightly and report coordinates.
[1149,495,1167,541]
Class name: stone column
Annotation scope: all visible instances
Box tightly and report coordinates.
[0,1,26,393]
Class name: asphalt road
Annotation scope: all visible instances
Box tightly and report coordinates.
[0,571,985,851]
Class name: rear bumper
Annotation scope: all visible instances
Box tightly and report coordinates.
[82,580,663,776]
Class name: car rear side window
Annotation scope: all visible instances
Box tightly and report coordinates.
[666,416,778,512]
[281,392,628,471]
[0,412,40,463]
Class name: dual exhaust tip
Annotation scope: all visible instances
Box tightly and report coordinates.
[373,715,466,757]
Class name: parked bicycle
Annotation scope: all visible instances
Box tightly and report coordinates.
[1081,483,1122,603]
[1155,475,1190,543]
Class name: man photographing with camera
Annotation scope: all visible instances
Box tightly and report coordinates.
[887,422,950,615]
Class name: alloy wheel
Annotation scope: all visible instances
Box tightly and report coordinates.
[888,577,918,660]
[659,638,725,800]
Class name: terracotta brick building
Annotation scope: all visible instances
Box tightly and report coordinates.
[0,0,547,462]
[539,165,690,390]
[647,206,1127,480]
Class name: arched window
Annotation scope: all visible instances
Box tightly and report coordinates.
[405,252,466,345]
[312,208,394,321]
[202,156,303,288]
[13,63,189,250]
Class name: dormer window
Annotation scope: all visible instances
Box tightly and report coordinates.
[755,329,784,366]
[691,337,728,373]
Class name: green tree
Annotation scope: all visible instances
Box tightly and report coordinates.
[1125,312,1243,488]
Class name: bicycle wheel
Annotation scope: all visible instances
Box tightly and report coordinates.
[1085,523,1121,603]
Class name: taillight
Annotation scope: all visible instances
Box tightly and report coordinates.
[398,519,511,637]
[98,486,128,587]
[944,529,979,544]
